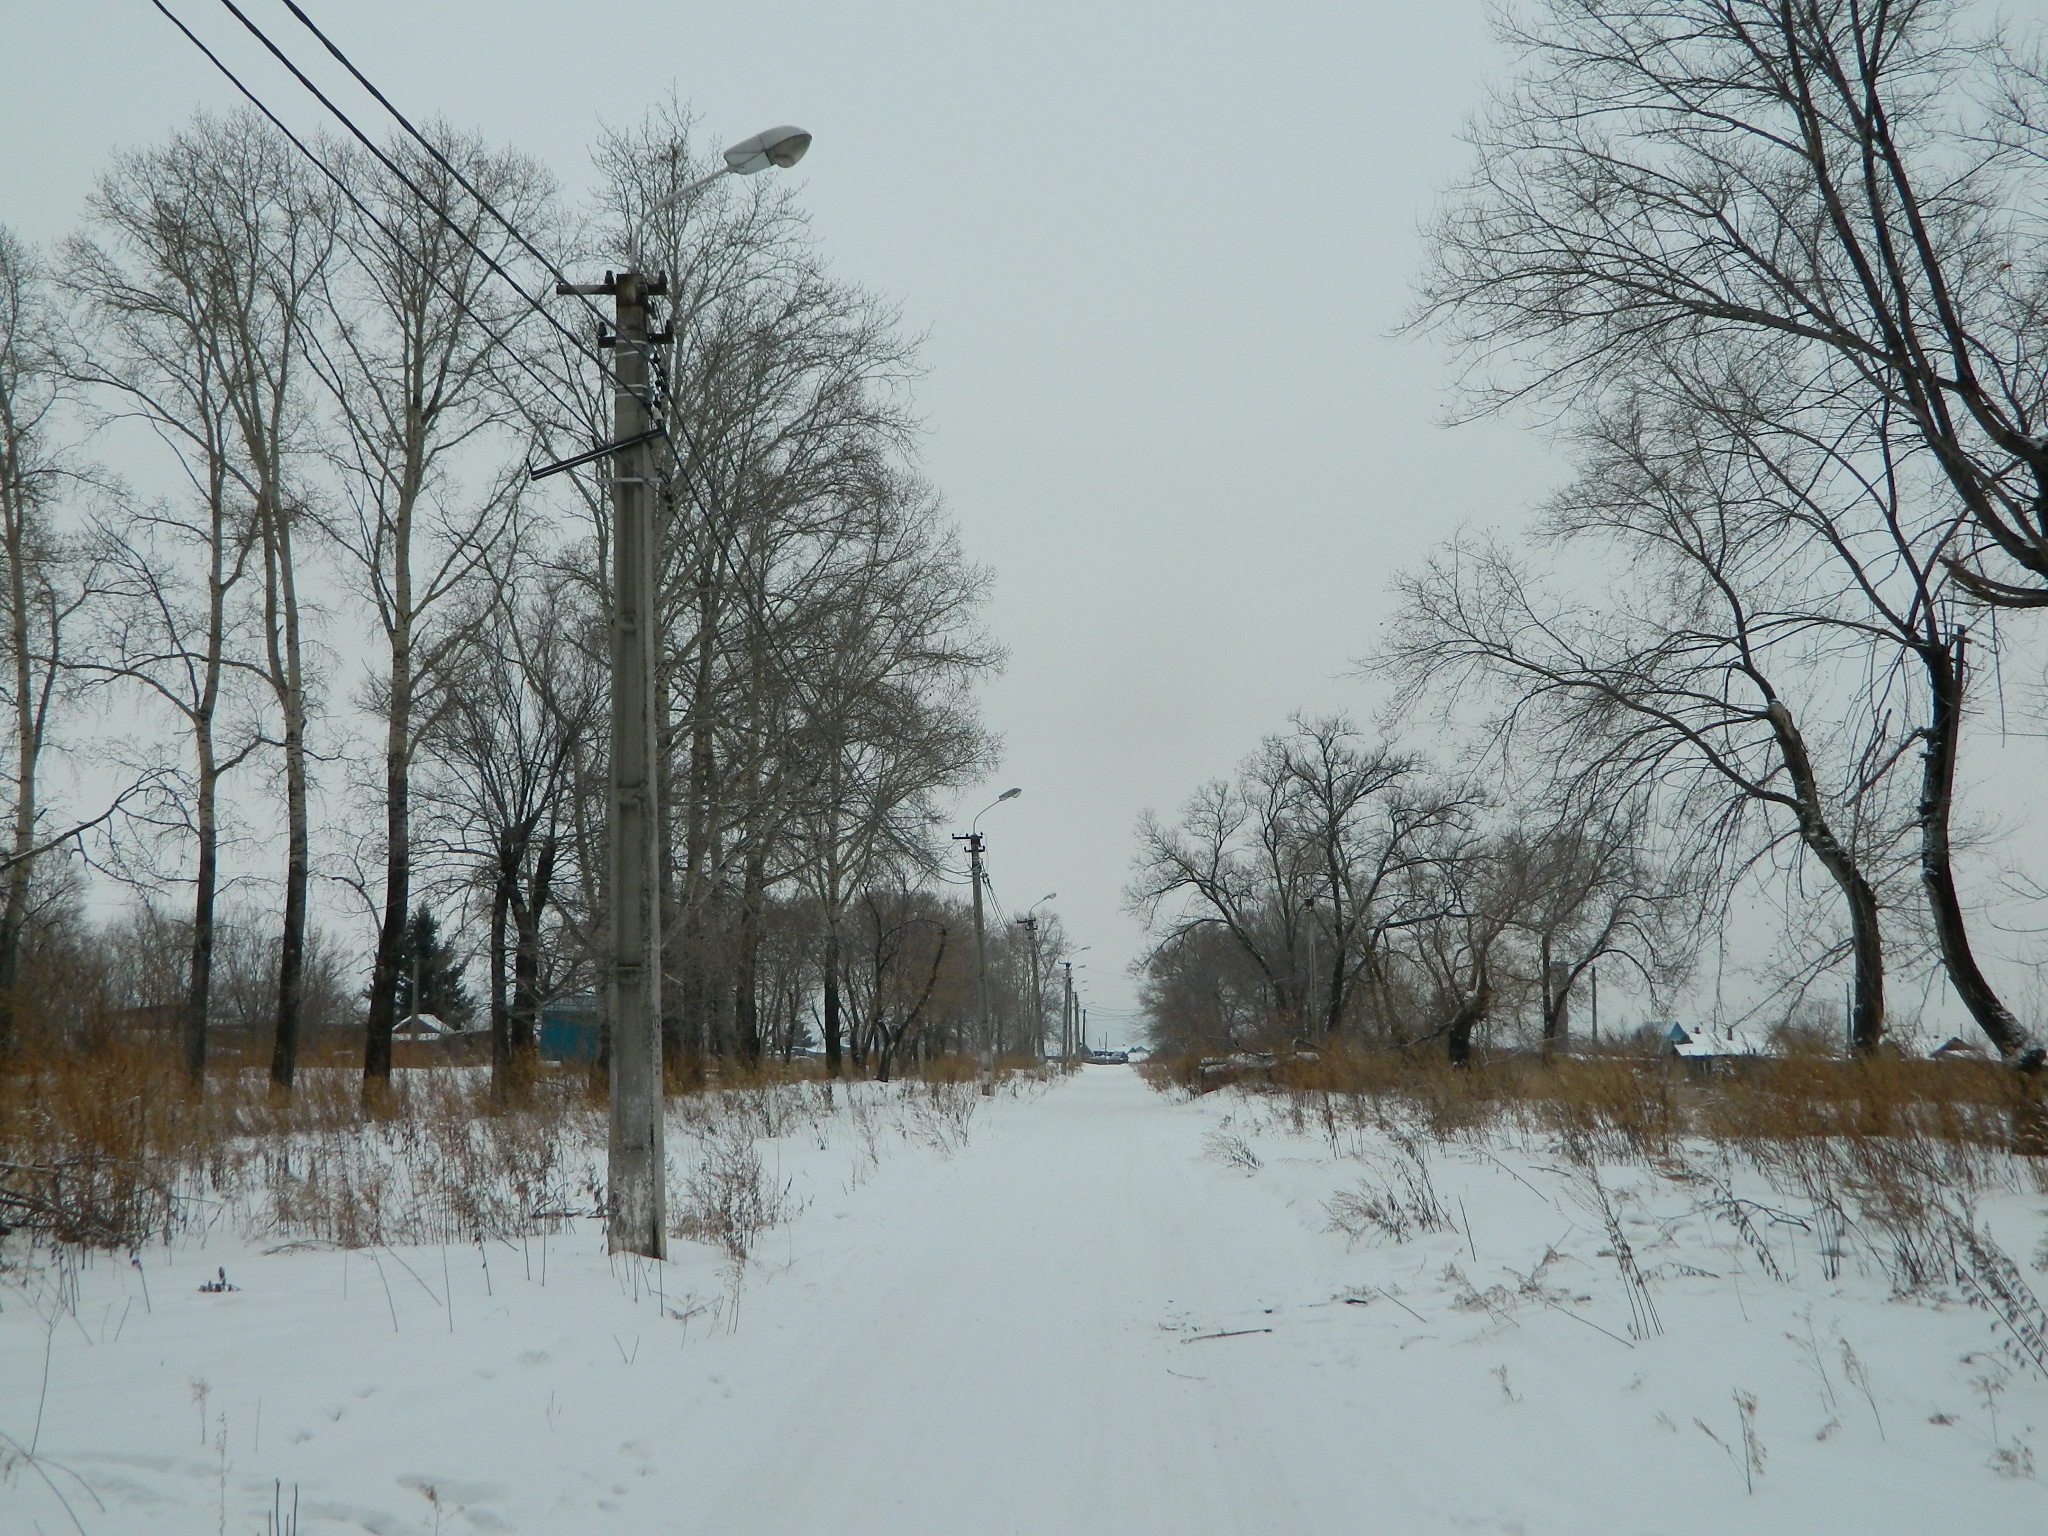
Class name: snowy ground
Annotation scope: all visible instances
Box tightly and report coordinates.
[4,1066,2045,1534]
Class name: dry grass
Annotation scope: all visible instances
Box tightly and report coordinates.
[1,1036,1011,1252]
[1183,1036,2048,1317]
[1167,1038,2030,1161]
[0,1038,599,1249]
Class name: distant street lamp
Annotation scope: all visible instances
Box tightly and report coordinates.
[954,789,1021,1090]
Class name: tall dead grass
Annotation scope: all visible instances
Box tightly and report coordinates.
[0,1038,601,1249]
[2,1037,1006,1252]
[1181,1037,2048,1310]
[1169,1039,2030,1164]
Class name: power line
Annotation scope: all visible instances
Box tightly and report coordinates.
[199,0,628,399]
[225,3,746,514]
[147,0,594,431]
[269,0,613,338]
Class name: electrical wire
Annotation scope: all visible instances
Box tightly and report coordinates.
[148,0,596,432]
[270,0,614,337]
[199,0,630,400]
[235,4,737,504]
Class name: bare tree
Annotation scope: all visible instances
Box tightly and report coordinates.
[1277,716,1478,1037]
[0,229,107,1053]
[1392,812,1519,1067]
[1420,0,2048,607]
[69,113,326,1080]
[1129,762,1319,1033]
[786,479,999,1074]
[1495,806,1696,1058]
[1378,413,1915,1054]
[416,568,602,1095]
[565,105,985,1069]
[306,126,554,1089]
[1131,720,1482,1044]
[1531,352,2031,1061]
[847,886,973,1080]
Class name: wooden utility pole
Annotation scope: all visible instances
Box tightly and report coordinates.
[555,269,669,1259]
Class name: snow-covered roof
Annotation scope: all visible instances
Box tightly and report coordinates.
[1929,1035,1990,1060]
[395,1012,459,1037]
[1670,1023,1773,1058]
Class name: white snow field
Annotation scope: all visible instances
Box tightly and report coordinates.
[4,1064,2046,1534]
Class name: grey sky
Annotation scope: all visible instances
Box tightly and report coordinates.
[25,3,2031,1035]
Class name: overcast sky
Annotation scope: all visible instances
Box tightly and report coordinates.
[13,2,2040,1036]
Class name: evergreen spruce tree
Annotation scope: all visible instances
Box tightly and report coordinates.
[395,904,472,1024]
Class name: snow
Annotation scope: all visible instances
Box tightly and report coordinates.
[4,1067,2045,1533]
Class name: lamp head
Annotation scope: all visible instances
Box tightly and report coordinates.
[723,126,813,176]
[997,787,1022,802]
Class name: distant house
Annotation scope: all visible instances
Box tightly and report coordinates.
[1664,1022,1772,1078]
[393,1012,468,1042]
[1929,1035,1991,1062]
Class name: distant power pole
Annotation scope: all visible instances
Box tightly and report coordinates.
[1017,916,1046,1062]
[1061,961,1074,1059]
[555,268,669,1260]
[1590,965,1600,1045]
[953,830,993,1089]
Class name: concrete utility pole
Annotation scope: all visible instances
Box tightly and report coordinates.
[542,128,812,1264]
[954,788,1019,1089]
[1061,961,1074,1059]
[556,268,669,1260]
[1017,916,1045,1062]
[954,830,993,1087]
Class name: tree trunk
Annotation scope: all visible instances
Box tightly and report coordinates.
[823,928,844,1077]
[1914,634,2046,1150]
[186,746,218,1082]
[489,842,515,1093]
[269,508,310,1090]
[1917,634,2028,1057]
[1447,978,1491,1069]
[363,632,412,1087]
[0,503,36,1053]
[1540,944,1567,1062]
[733,853,766,1063]
[1765,700,1885,1053]
[511,835,553,1071]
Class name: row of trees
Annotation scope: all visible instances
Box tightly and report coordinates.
[1130,717,1693,1061]
[0,102,1046,1090]
[1136,0,2048,1069]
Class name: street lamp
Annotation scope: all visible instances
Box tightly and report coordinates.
[646,126,814,212]
[556,124,813,1261]
[954,788,1021,1090]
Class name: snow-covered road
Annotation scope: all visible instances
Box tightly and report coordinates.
[680,1066,1336,1534]
[6,1064,2045,1534]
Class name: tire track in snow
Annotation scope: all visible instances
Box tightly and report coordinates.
[672,1069,1323,1535]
